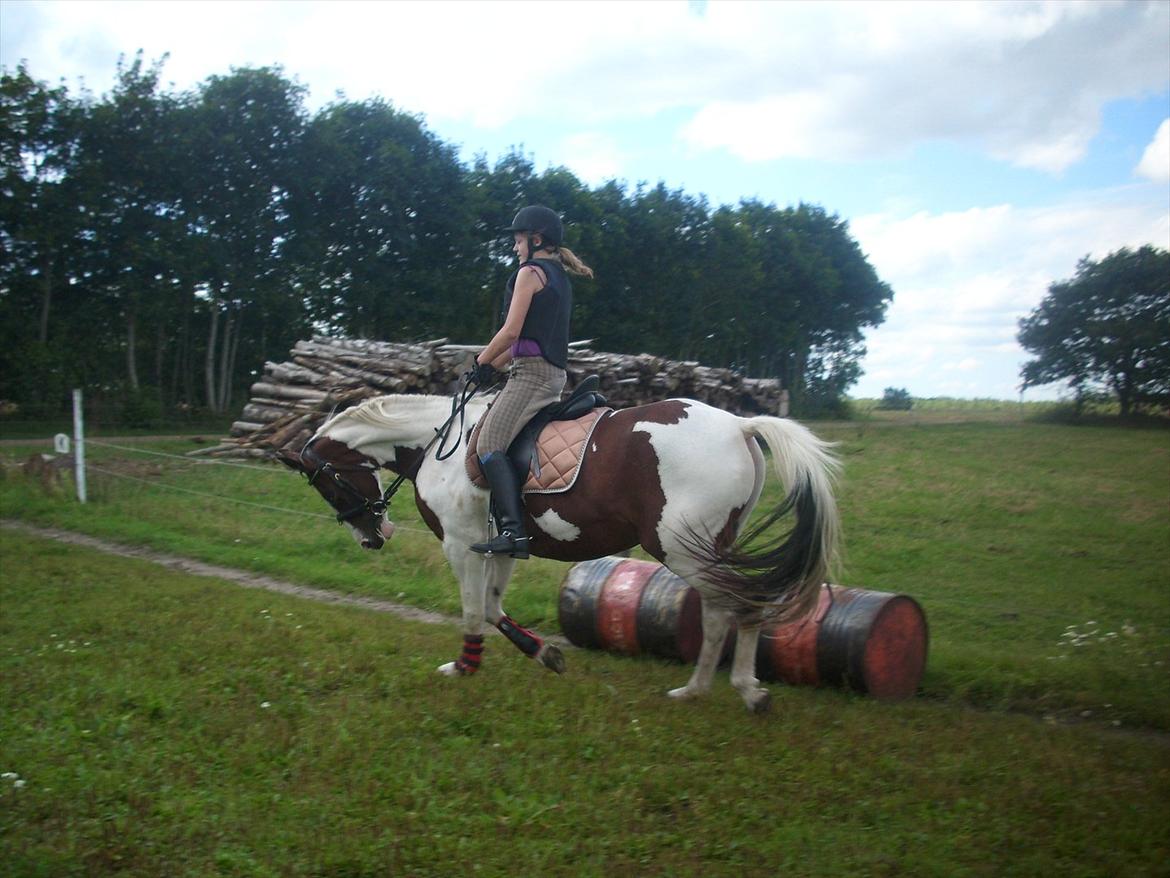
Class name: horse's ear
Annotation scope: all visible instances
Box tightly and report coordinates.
[276,448,306,472]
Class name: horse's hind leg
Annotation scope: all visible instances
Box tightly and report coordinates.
[667,597,732,702]
[729,617,771,714]
[484,569,566,674]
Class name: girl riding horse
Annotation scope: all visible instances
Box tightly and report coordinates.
[470,205,594,559]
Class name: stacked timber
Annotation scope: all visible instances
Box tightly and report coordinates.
[202,335,787,457]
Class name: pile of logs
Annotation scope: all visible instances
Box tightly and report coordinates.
[201,336,787,457]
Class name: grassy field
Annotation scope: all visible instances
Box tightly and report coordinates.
[2,413,1166,728]
[1,409,1168,873]
[2,530,1167,877]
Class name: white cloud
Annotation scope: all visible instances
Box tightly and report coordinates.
[559,132,624,185]
[677,1,1168,173]
[943,358,981,372]
[4,1,1165,174]
[1136,119,1170,183]
[850,192,1170,398]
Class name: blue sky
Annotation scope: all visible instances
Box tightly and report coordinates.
[2,0,1167,400]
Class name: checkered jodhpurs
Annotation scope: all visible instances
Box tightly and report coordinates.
[475,356,567,457]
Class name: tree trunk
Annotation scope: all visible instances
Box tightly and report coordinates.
[221,309,243,414]
[155,322,166,402]
[205,299,220,412]
[38,252,53,345]
[126,309,140,393]
[179,285,195,404]
[1117,375,1133,417]
[226,319,243,412]
[216,304,235,413]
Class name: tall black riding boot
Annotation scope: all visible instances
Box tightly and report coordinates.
[470,451,530,559]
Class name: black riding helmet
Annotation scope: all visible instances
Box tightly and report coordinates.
[504,205,564,250]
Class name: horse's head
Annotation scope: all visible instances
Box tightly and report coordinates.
[278,437,393,550]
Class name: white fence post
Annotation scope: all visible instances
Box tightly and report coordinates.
[72,388,87,503]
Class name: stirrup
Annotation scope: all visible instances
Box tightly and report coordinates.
[470,531,530,559]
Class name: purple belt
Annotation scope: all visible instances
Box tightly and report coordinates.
[511,338,543,358]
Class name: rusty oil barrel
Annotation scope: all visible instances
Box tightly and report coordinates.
[558,557,704,661]
[756,584,928,700]
[559,558,928,700]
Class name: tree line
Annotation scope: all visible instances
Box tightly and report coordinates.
[0,54,893,422]
[1018,245,1169,417]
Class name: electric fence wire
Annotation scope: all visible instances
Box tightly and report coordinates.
[86,465,336,520]
[81,443,432,535]
[20,443,1155,631]
[87,440,278,473]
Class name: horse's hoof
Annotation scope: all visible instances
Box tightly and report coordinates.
[745,688,772,714]
[537,643,566,674]
[437,661,460,677]
[667,686,699,701]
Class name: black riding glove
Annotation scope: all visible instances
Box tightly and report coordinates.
[471,362,500,386]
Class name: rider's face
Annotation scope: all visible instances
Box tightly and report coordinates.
[513,232,542,261]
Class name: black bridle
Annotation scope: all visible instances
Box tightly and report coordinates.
[301,375,490,525]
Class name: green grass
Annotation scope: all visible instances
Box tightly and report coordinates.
[1,414,1168,732]
[2,531,1168,877]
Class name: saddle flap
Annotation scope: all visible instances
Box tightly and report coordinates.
[466,404,611,494]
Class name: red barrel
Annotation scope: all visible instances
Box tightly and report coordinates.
[756,585,928,700]
[558,557,705,662]
[559,558,928,700]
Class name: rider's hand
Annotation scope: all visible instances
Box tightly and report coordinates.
[471,362,500,386]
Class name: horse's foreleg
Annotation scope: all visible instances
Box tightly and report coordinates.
[484,565,566,675]
[729,619,771,714]
[668,597,731,702]
[437,542,492,677]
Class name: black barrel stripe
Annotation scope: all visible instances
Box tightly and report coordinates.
[557,556,618,650]
[635,565,691,661]
[816,590,890,693]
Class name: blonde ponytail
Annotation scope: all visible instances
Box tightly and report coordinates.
[556,246,595,279]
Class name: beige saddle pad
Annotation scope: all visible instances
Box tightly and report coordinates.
[466,408,611,494]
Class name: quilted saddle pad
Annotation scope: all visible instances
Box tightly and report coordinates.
[466,408,611,494]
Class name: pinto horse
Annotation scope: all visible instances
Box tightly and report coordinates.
[279,392,840,712]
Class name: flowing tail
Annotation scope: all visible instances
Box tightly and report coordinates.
[686,415,841,623]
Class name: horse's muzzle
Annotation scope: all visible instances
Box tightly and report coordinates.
[360,519,395,550]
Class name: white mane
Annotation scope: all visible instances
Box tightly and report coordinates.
[318,393,488,443]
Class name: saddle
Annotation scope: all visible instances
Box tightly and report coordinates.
[467,375,611,494]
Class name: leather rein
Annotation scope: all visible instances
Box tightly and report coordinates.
[301,376,490,524]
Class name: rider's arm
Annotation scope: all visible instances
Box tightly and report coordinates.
[477,265,544,367]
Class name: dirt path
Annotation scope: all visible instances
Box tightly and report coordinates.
[1,519,456,627]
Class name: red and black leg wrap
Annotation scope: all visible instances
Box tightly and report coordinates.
[497,614,543,658]
[454,634,485,675]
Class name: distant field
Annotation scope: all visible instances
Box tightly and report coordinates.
[849,396,1067,422]
[2,531,1167,876]
[1,409,1166,730]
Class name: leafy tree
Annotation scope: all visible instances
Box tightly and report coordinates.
[71,53,183,395]
[877,387,914,410]
[0,56,895,423]
[1019,246,1170,415]
[182,66,308,413]
[0,63,84,407]
[292,99,478,343]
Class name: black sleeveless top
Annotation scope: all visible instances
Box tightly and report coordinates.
[501,257,572,369]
